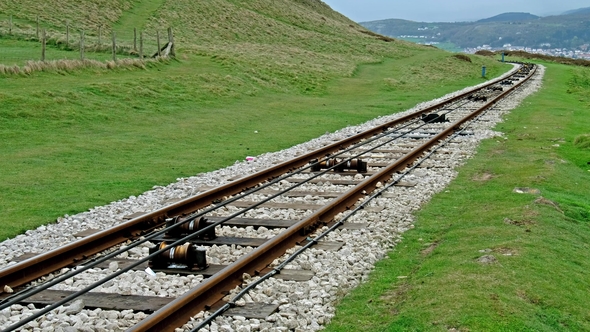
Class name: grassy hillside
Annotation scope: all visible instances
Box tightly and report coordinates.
[1,0,450,90]
[477,12,540,23]
[0,0,135,31]
[0,1,507,239]
[325,61,590,331]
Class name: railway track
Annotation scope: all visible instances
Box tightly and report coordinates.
[0,63,540,331]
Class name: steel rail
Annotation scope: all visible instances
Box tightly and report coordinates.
[129,65,536,332]
[0,66,523,294]
[189,94,499,332]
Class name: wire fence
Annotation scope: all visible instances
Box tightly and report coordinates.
[0,14,174,66]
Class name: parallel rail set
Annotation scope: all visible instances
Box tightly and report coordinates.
[0,63,536,331]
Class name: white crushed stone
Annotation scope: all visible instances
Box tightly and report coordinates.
[0,65,544,331]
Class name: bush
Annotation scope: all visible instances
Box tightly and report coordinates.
[453,54,472,62]
[475,50,495,56]
[573,134,590,149]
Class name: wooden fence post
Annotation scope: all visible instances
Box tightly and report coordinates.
[9,15,12,35]
[98,25,102,47]
[156,31,161,57]
[139,31,143,59]
[112,31,117,61]
[80,31,85,60]
[41,29,46,61]
[36,15,39,39]
[133,28,137,52]
[167,27,175,57]
[66,23,70,48]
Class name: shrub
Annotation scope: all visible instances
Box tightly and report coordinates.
[573,134,590,150]
[475,50,495,56]
[453,54,472,62]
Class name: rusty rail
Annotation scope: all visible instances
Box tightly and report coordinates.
[0,67,522,294]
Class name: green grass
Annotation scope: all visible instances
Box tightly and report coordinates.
[0,1,508,240]
[0,38,122,66]
[115,0,167,34]
[325,62,590,331]
[0,0,133,32]
[396,38,462,53]
[434,42,463,53]
[0,51,508,240]
[0,0,167,64]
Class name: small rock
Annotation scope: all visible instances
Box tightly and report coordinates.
[237,325,251,332]
[513,187,541,195]
[65,299,85,315]
[477,255,498,264]
[220,325,234,332]
[108,261,119,272]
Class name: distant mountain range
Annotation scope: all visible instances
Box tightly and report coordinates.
[563,7,590,15]
[476,12,539,23]
[360,8,590,51]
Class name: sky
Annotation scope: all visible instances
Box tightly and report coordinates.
[321,0,590,23]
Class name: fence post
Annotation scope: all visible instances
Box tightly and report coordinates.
[139,31,143,59]
[112,31,117,61]
[9,15,12,35]
[36,15,39,39]
[66,23,70,48]
[167,27,175,57]
[156,31,161,57]
[41,29,46,61]
[80,31,85,60]
[133,28,137,52]
[98,25,102,47]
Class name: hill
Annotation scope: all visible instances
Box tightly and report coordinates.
[562,7,590,15]
[477,12,539,23]
[361,10,590,51]
[0,0,409,91]
[0,0,505,237]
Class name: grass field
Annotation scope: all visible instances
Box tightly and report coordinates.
[1,0,509,244]
[324,61,590,331]
[396,38,462,53]
[0,38,123,66]
[0,50,507,240]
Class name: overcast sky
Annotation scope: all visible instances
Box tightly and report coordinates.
[321,0,589,22]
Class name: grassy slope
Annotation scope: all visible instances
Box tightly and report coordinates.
[0,0,160,66]
[325,62,590,331]
[0,38,118,65]
[0,0,134,31]
[114,0,166,33]
[0,1,507,239]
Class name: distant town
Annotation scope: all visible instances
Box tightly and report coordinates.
[397,36,590,60]
[464,44,590,60]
